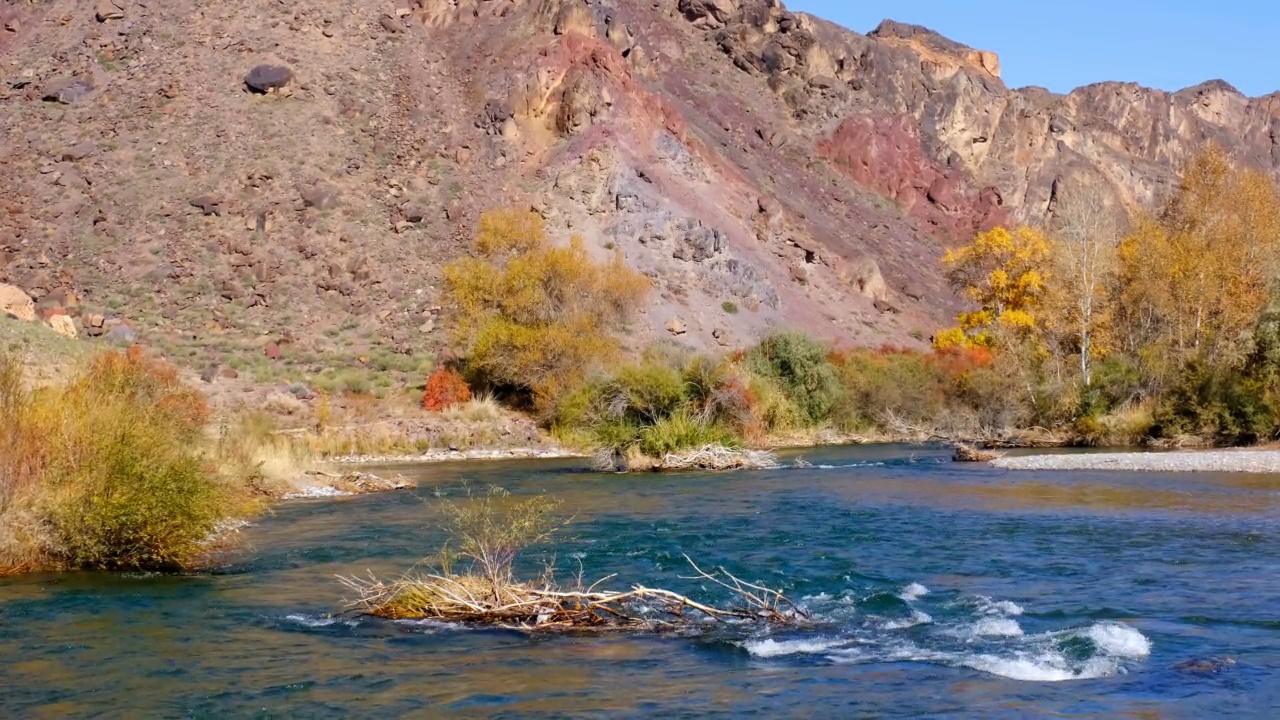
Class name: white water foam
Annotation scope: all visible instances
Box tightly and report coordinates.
[899,583,930,601]
[826,621,1150,682]
[396,618,456,633]
[973,596,1025,616]
[959,652,1114,682]
[284,613,357,628]
[946,617,1024,640]
[814,461,886,470]
[1082,622,1151,658]
[284,485,353,499]
[741,637,853,658]
[880,610,934,630]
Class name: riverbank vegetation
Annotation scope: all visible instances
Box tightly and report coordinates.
[340,488,806,631]
[436,147,1280,455]
[0,348,306,574]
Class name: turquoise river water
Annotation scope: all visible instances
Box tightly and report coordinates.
[1,444,1277,717]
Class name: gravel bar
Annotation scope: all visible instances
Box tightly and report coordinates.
[991,450,1280,473]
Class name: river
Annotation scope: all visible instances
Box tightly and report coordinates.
[1,444,1277,717]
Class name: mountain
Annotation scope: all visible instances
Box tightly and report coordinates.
[2,0,1277,370]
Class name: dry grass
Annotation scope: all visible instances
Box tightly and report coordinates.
[439,394,503,424]
[213,411,319,498]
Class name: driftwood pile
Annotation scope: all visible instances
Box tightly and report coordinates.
[339,555,808,632]
[595,444,779,473]
[951,443,1003,462]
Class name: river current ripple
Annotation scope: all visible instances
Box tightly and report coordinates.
[1,444,1277,717]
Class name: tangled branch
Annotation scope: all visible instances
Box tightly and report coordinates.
[338,554,808,632]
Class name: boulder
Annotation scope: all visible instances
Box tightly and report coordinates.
[300,183,340,210]
[0,283,35,321]
[42,77,94,104]
[61,142,98,161]
[243,65,293,94]
[48,314,76,339]
[94,0,124,22]
[666,317,687,335]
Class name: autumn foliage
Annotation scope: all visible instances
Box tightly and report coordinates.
[422,367,472,412]
[442,209,650,413]
[2,348,239,574]
[937,225,1052,349]
[933,146,1280,443]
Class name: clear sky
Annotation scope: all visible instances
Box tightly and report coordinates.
[786,1,1279,97]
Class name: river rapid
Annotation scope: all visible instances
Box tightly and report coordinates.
[1,444,1277,717]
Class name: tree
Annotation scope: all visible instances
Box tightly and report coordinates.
[1115,146,1280,364]
[442,209,650,413]
[937,225,1052,349]
[1047,185,1119,386]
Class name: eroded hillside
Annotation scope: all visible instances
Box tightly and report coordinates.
[1,0,1276,372]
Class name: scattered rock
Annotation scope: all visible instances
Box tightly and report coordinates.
[61,142,98,161]
[219,367,240,380]
[264,342,282,360]
[200,364,219,383]
[42,77,94,105]
[48,314,77,339]
[666,317,687,335]
[243,64,293,94]
[873,298,900,314]
[1173,657,1236,674]
[106,323,137,345]
[84,313,106,337]
[790,263,810,285]
[0,284,36,322]
[95,0,124,22]
[712,327,731,346]
[300,183,340,210]
[379,15,402,34]
[189,195,222,216]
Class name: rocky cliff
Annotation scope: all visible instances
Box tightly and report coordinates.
[1,0,1275,370]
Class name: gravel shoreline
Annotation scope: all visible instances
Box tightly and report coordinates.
[992,450,1280,473]
[330,447,584,465]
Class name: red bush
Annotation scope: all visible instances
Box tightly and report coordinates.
[422,367,472,412]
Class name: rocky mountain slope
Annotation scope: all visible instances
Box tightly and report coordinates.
[1,0,1276,376]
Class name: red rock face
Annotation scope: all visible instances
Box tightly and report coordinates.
[817,114,1007,242]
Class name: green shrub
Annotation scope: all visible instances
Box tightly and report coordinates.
[613,362,687,423]
[1152,362,1277,443]
[746,333,843,424]
[722,301,739,314]
[637,409,737,457]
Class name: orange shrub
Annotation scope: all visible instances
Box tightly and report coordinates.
[422,367,472,412]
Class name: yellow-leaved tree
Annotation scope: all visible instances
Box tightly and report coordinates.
[442,209,650,414]
[935,225,1052,350]
[1045,185,1119,386]
[1115,146,1280,365]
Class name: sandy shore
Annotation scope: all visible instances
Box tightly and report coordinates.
[992,450,1280,473]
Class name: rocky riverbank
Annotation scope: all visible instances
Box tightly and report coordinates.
[992,450,1280,473]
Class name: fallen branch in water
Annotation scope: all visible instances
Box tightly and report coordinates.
[951,443,1003,462]
[338,553,808,632]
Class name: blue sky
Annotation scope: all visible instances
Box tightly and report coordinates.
[787,1,1278,96]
